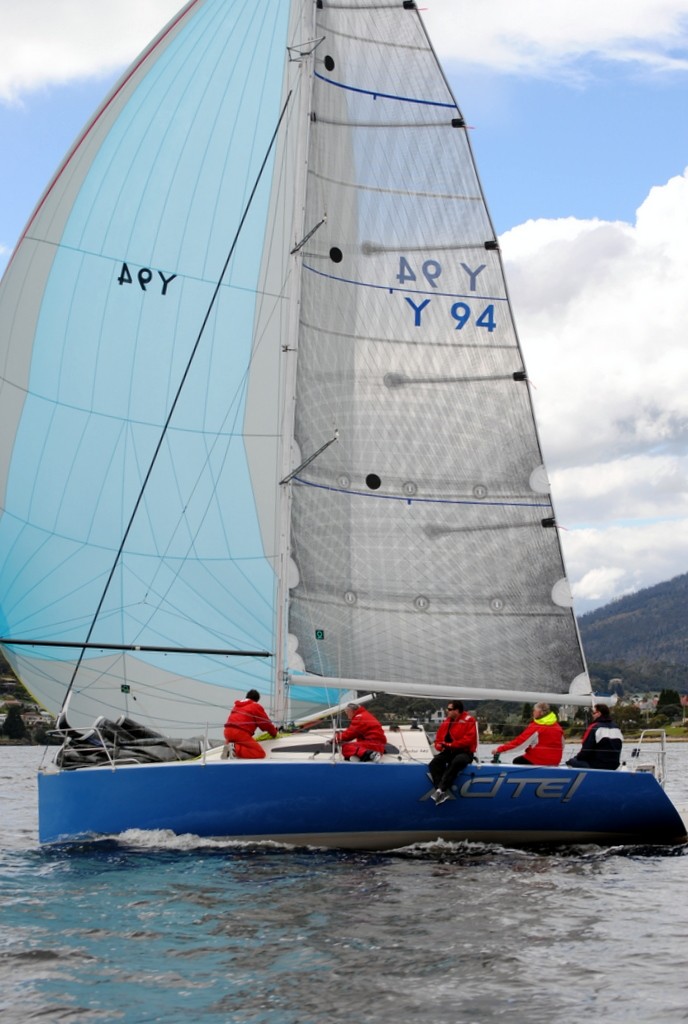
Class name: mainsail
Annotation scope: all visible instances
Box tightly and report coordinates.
[286,2,588,700]
[0,0,589,737]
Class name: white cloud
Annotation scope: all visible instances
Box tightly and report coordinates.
[425,0,688,76]
[572,565,630,604]
[3,0,688,103]
[562,520,688,606]
[0,2,181,102]
[551,454,688,525]
[503,178,688,470]
[501,170,688,608]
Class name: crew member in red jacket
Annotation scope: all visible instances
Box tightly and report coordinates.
[429,701,479,803]
[223,689,278,759]
[335,704,387,762]
[492,702,564,766]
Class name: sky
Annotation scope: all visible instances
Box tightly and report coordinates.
[1,0,687,614]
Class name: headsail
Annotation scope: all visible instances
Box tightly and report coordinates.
[285,1,589,700]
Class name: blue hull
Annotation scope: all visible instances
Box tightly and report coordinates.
[38,761,687,849]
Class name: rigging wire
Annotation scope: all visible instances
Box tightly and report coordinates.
[58,89,294,712]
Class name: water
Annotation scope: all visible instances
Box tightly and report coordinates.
[2,745,687,1024]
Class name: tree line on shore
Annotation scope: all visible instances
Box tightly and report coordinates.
[367,689,687,740]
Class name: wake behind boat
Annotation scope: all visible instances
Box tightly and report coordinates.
[0,0,685,848]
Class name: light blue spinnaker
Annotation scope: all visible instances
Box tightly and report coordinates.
[0,0,318,732]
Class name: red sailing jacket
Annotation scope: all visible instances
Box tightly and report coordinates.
[495,714,564,765]
[434,712,478,754]
[225,699,277,738]
[336,707,387,752]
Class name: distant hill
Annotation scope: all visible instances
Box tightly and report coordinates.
[579,572,688,670]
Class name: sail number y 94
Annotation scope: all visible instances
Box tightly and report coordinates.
[397,256,497,332]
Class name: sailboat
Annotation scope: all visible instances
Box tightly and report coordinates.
[0,0,685,849]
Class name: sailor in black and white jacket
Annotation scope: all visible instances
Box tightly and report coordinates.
[567,704,623,770]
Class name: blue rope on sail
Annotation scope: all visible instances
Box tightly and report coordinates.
[303,263,509,305]
[314,71,457,109]
[293,477,551,509]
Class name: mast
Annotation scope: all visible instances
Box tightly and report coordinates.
[273,1,320,720]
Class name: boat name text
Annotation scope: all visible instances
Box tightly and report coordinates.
[458,771,586,801]
[422,771,587,803]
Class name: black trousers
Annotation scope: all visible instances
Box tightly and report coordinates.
[429,748,474,790]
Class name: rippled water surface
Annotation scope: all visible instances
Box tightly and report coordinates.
[1,745,687,1023]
